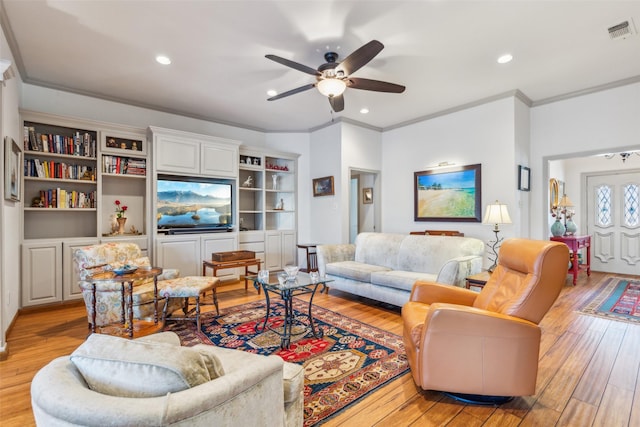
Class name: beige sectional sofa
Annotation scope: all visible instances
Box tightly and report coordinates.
[317,232,485,307]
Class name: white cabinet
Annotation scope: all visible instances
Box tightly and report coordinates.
[155,236,201,277]
[265,230,297,270]
[22,240,63,306]
[155,233,238,277]
[149,126,240,178]
[62,239,100,300]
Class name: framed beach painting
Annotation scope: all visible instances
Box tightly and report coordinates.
[414,163,482,222]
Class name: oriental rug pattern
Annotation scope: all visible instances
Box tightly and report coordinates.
[579,276,640,324]
[163,299,409,426]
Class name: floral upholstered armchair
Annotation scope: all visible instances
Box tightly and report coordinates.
[73,242,182,328]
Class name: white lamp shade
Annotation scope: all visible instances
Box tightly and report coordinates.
[483,201,512,225]
[317,78,346,97]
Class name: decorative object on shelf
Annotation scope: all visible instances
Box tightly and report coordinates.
[266,162,289,171]
[242,175,253,187]
[4,136,21,202]
[114,199,128,235]
[414,164,482,222]
[482,200,512,272]
[116,217,127,235]
[518,165,530,191]
[272,174,278,190]
[275,198,284,210]
[363,187,373,204]
[313,176,335,197]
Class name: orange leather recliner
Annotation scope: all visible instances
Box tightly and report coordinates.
[401,238,569,401]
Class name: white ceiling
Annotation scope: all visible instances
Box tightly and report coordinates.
[2,0,640,132]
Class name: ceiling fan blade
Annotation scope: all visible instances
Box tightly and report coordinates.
[328,94,344,112]
[265,54,321,76]
[267,83,316,101]
[347,77,405,93]
[336,40,384,76]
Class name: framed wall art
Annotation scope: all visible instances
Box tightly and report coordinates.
[313,176,334,197]
[363,187,373,204]
[414,163,482,222]
[518,165,530,191]
[4,136,22,201]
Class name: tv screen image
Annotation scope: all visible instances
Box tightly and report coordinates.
[157,177,233,231]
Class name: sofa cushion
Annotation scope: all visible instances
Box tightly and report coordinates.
[397,235,484,273]
[371,270,438,291]
[354,232,406,270]
[70,334,221,397]
[326,261,391,283]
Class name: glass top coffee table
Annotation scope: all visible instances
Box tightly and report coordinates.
[248,271,333,349]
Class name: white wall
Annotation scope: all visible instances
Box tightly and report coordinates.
[309,123,341,243]
[381,97,519,252]
[514,98,531,237]
[530,81,640,239]
[1,26,23,353]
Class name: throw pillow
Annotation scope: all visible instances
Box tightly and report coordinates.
[70,334,221,397]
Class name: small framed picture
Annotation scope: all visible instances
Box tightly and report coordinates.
[518,165,531,191]
[363,187,373,204]
[4,136,22,202]
[312,176,335,197]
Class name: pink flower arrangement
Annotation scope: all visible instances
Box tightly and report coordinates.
[114,200,128,218]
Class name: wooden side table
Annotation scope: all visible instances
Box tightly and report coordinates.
[202,258,261,291]
[465,271,491,290]
[550,235,591,285]
[297,243,318,272]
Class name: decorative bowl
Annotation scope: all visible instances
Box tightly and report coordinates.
[283,265,299,280]
[112,265,138,276]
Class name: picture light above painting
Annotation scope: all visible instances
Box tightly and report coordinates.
[414,164,482,222]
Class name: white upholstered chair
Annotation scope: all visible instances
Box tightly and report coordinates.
[31,332,304,426]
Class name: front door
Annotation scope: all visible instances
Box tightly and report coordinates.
[586,171,640,274]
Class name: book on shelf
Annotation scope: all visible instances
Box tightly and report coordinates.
[23,125,97,157]
[102,155,146,176]
[37,188,96,208]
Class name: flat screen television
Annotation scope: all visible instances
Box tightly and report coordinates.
[156,175,234,234]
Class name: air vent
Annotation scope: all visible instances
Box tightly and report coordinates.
[608,19,635,39]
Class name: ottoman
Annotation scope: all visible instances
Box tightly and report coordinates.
[160,276,220,329]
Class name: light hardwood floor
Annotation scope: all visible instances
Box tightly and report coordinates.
[1,271,639,426]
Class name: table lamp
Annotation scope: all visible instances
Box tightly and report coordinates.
[557,194,574,229]
[483,200,512,272]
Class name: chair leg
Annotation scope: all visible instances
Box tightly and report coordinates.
[182,297,189,315]
[195,296,201,330]
[162,298,169,323]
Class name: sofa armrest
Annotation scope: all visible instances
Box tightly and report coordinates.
[436,255,483,287]
[409,281,478,306]
[316,244,355,276]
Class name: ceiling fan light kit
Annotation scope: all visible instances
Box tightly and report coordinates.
[317,78,346,97]
[266,40,405,113]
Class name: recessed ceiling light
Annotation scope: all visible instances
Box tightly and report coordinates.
[497,54,513,64]
[360,108,369,114]
[267,89,278,97]
[156,55,171,65]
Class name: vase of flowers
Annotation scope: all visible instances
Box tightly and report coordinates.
[115,200,128,235]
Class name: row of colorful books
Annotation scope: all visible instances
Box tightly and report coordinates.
[24,126,97,158]
[102,155,146,176]
[35,188,96,209]
[24,158,95,181]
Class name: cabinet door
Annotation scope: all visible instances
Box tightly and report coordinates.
[155,237,200,277]
[264,231,282,270]
[201,142,238,177]
[281,230,297,267]
[63,239,99,301]
[155,136,199,174]
[202,234,239,279]
[22,241,62,306]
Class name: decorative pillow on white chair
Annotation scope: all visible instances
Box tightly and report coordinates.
[70,334,224,397]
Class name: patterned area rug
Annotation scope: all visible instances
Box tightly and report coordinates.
[164,299,409,426]
[579,276,640,324]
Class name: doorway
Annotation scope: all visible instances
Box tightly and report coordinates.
[586,170,640,274]
[349,169,379,243]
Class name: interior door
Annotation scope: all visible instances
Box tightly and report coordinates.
[586,171,640,274]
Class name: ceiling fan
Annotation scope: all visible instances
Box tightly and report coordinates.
[265,40,405,112]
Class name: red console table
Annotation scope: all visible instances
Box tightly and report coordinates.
[550,235,591,285]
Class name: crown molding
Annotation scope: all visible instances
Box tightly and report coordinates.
[532,75,640,107]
